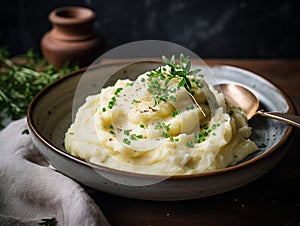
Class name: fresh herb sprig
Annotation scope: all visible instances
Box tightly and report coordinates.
[146,54,202,107]
[0,47,79,128]
[161,54,206,117]
[162,54,201,94]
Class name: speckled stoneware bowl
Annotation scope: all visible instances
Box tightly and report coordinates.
[27,62,295,201]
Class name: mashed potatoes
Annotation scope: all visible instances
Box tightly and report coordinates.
[65,58,257,175]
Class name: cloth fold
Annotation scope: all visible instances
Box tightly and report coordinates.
[0,118,110,226]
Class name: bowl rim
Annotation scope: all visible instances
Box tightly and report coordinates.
[27,62,296,180]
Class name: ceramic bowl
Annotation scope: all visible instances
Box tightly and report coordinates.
[27,62,295,200]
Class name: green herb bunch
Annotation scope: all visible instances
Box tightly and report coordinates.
[0,47,79,128]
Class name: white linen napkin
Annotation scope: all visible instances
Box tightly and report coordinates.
[0,118,110,226]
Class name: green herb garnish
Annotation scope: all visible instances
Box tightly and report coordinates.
[186,105,195,111]
[130,134,137,140]
[123,138,131,145]
[171,110,180,117]
[161,131,169,138]
[188,123,221,147]
[114,87,123,96]
[108,96,117,109]
[106,87,124,110]
[154,121,171,138]
[258,143,267,148]
[145,54,202,107]
[187,141,195,148]
[0,47,78,128]
[132,99,139,104]
[136,134,143,139]
[162,53,201,94]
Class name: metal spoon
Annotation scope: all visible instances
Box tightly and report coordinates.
[219,83,300,128]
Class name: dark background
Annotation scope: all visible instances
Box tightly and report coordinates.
[0,0,299,58]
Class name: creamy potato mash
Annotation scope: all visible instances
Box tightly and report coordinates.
[65,58,257,175]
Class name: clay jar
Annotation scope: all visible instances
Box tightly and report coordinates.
[41,6,103,68]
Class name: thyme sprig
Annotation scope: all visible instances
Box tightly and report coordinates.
[162,54,206,117]
[146,54,202,108]
[162,54,201,94]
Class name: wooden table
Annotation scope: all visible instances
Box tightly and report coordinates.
[89,59,300,226]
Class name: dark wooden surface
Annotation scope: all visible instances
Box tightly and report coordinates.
[89,59,300,226]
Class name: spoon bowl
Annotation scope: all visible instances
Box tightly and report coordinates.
[219,83,300,128]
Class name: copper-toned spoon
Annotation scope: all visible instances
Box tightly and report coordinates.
[219,83,300,128]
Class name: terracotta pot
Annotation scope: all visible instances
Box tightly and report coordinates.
[41,6,103,68]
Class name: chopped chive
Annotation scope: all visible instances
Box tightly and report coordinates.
[130,134,137,140]
[124,130,130,136]
[132,99,139,104]
[171,110,180,117]
[109,130,115,135]
[165,124,171,132]
[161,131,169,138]
[258,143,267,148]
[154,122,163,129]
[186,105,195,110]
[229,110,234,116]
[114,87,123,96]
[123,138,131,145]
[108,96,117,109]
[140,124,145,128]
[187,142,194,148]
[169,137,179,142]
[137,134,143,139]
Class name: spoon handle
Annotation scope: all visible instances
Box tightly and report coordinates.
[256,110,300,128]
